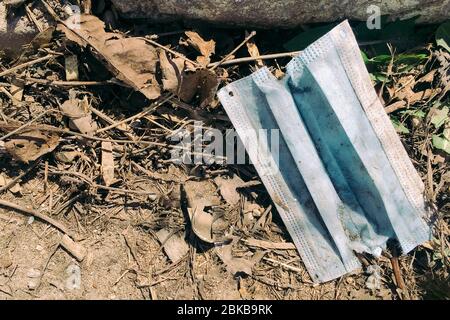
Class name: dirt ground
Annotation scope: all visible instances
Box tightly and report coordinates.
[0,0,449,300]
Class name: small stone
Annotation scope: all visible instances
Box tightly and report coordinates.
[27,278,41,290]
[65,264,81,290]
[0,255,12,269]
[27,268,41,278]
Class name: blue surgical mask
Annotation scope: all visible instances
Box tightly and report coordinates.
[218,20,431,283]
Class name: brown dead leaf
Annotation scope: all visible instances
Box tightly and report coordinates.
[3,129,60,163]
[0,173,21,193]
[409,88,441,104]
[417,69,437,84]
[214,175,245,206]
[60,95,97,134]
[159,51,218,107]
[215,236,265,276]
[159,51,184,93]
[65,55,79,81]
[393,75,415,101]
[101,141,115,186]
[183,180,221,243]
[55,150,80,164]
[246,35,263,68]
[184,31,215,67]
[58,15,160,100]
[156,229,189,263]
[178,69,219,108]
[10,79,24,106]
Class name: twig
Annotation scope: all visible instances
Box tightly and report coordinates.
[0,110,53,141]
[210,31,257,71]
[0,122,226,161]
[39,0,61,22]
[48,169,157,196]
[25,4,44,32]
[242,238,296,250]
[263,257,309,279]
[142,38,201,68]
[0,158,41,194]
[207,51,301,68]
[0,54,57,78]
[131,161,184,183]
[90,106,137,141]
[0,199,71,236]
[95,94,174,134]
[22,77,111,87]
[0,87,19,104]
[385,101,407,114]
[60,234,87,261]
[391,256,405,290]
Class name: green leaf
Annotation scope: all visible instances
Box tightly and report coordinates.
[436,20,450,52]
[361,50,369,63]
[444,128,450,140]
[432,135,450,154]
[392,119,410,134]
[430,106,449,129]
[395,53,428,65]
[366,54,392,64]
[284,23,337,51]
[401,109,426,118]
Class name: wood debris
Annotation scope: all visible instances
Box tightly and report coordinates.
[101,141,115,186]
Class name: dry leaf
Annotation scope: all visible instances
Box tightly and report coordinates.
[159,51,218,107]
[55,150,80,164]
[101,141,115,186]
[417,69,437,84]
[215,236,265,276]
[185,31,215,67]
[246,37,263,68]
[10,79,24,106]
[58,15,160,100]
[156,229,189,263]
[65,55,79,81]
[183,180,221,243]
[159,51,184,93]
[3,129,60,163]
[214,175,245,206]
[0,173,21,193]
[393,75,415,101]
[178,69,219,108]
[60,95,97,134]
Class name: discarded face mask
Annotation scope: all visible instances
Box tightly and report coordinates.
[217,20,431,283]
